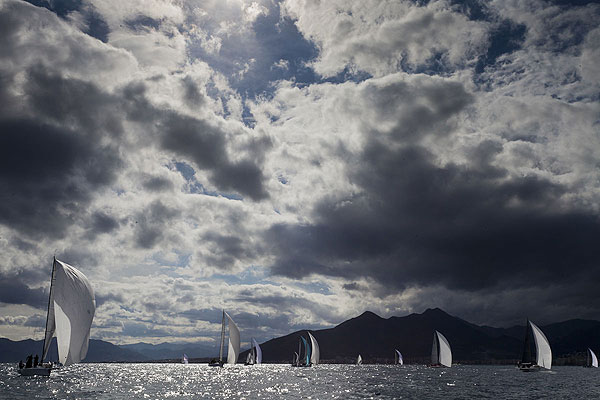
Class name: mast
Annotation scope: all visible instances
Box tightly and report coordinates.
[41,257,57,363]
[219,310,225,362]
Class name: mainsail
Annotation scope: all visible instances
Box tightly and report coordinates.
[42,258,95,366]
[588,348,598,368]
[308,332,320,365]
[529,321,551,369]
[251,337,262,364]
[225,312,240,365]
[356,354,362,365]
[395,349,403,365]
[431,331,452,367]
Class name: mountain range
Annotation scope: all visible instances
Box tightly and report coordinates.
[2,308,599,364]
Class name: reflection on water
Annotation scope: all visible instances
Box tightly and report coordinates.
[1,363,598,399]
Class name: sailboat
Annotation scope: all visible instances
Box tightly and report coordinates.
[430,330,452,367]
[182,354,188,364]
[18,258,95,376]
[517,319,552,371]
[245,337,262,365]
[209,310,240,367]
[356,354,362,365]
[586,348,598,368]
[292,331,320,367]
[394,349,403,365]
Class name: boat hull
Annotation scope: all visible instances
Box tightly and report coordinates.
[208,360,224,367]
[18,367,52,376]
[517,363,541,372]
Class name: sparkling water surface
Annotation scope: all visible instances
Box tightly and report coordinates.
[1,363,598,399]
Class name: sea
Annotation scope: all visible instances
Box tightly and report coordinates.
[1,363,599,399]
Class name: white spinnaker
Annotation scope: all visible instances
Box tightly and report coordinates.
[252,337,262,364]
[225,312,240,364]
[436,331,452,367]
[308,332,320,365]
[529,321,551,369]
[45,260,95,366]
[589,348,598,368]
[395,349,403,365]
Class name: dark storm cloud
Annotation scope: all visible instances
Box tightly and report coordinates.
[160,113,269,200]
[134,200,181,249]
[90,211,120,234]
[264,70,600,308]
[203,232,256,270]
[0,63,122,238]
[0,117,120,238]
[0,272,47,308]
[268,141,600,293]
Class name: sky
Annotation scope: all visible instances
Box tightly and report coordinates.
[0,0,599,347]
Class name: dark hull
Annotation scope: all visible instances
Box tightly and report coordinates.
[18,367,52,376]
[518,363,541,372]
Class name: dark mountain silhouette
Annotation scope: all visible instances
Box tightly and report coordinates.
[119,341,218,360]
[0,338,147,363]
[240,308,600,364]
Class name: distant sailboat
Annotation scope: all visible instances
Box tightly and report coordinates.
[292,332,319,367]
[245,337,262,365]
[586,348,598,368]
[394,349,403,365]
[356,354,362,365]
[19,258,95,376]
[518,319,552,371]
[430,331,452,368]
[209,310,240,367]
[182,354,189,364]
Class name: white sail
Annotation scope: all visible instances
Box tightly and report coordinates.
[529,321,551,369]
[252,337,262,364]
[43,259,95,366]
[434,331,452,367]
[225,312,240,364]
[182,354,188,364]
[308,332,320,365]
[357,354,362,365]
[589,348,598,368]
[395,349,403,365]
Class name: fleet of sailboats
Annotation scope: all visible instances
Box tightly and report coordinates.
[292,332,320,367]
[12,266,594,372]
[18,258,96,376]
[518,319,552,371]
